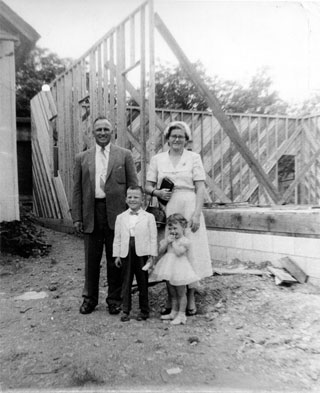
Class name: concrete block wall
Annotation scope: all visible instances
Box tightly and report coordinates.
[207,230,320,285]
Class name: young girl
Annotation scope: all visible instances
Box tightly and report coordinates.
[151,213,199,325]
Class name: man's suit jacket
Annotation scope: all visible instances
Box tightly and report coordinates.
[72,144,138,233]
[113,209,158,258]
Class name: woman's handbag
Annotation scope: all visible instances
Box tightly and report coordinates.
[158,177,174,206]
[146,195,166,228]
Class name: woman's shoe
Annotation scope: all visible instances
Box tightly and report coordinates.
[160,307,172,315]
[171,313,187,325]
[161,310,178,320]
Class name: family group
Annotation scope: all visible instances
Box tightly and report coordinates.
[72,116,213,325]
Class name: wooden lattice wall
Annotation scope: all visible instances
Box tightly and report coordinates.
[127,107,320,205]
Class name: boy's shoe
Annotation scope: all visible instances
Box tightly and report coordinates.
[120,312,130,322]
[108,304,121,315]
[136,312,149,321]
[171,313,187,325]
[161,310,178,320]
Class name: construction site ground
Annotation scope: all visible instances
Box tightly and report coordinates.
[1,226,320,392]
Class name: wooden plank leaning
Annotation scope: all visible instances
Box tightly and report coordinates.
[31,98,61,218]
[280,257,308,284]
[52,176,73,221]
[267,266,297,285]
[154,12,281,204]
[32,147,47,217]
[32,138,59,218]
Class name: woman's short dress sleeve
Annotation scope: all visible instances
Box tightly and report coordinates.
[146,155,158,183]
[192,153,206,182]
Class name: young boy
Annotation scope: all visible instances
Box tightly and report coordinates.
[113,186,158,322]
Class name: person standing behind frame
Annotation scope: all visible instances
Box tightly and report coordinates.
[113,186,158,322]
[72,116,138,315]
[145,121,213,317]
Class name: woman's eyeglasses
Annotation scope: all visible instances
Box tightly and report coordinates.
[170,134,185,140]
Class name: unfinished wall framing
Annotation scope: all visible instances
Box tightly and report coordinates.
[31,0,320,257]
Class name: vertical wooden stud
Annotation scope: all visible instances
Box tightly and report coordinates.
[116,24,127,147]
[148,0,156,160]
[140,6,147,186]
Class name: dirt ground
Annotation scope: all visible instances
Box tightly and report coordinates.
[1,226,320,392]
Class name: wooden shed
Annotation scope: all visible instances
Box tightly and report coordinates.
[0,0,40,222]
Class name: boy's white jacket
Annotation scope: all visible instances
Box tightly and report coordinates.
[113,209,158,258]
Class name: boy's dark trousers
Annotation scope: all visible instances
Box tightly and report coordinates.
[121,237,149,314]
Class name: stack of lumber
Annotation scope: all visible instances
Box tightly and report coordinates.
[31,91,72,224]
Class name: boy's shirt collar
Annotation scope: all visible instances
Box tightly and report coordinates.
[129,208,142,215]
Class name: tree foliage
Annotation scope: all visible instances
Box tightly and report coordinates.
[16,46,72,117]
[154,61,288,115]
[155,61,210,111]
[288,93,320,116]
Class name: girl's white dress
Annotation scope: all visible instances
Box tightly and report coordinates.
[152,236,199,286]
[147,149,213,279]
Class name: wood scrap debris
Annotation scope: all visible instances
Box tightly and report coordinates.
[279,257,308,283]
[0,208,51,258]
[213,267,266,276]
[267,266,297,286]
[268,257,308,286]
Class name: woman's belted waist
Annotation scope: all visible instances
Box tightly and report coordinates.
[172,187,195,193]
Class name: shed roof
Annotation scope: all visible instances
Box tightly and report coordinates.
[0,0,40,65]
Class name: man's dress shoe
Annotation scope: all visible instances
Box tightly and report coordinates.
[79,301,96,314]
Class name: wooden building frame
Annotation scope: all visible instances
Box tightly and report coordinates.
[30,0,320,230]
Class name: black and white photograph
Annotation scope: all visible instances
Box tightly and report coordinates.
[1,0,320,391]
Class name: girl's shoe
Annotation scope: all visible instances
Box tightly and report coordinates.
[186,308,197,316]
[171,313,187,325]
[161,310,178,320]
[160,307,172,315]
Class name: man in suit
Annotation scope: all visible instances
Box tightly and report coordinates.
[72,116,138,315]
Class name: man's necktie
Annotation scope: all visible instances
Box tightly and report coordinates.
[100,147,107,192]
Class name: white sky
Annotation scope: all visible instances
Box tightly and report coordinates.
[5,0,320,103]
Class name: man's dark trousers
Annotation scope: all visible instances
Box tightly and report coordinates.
[83,199,122,307]
[121,237,149,314]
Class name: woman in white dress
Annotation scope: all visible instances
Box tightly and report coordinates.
[145,121,213,316]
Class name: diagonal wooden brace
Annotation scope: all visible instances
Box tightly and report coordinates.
[154,12,281,204]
